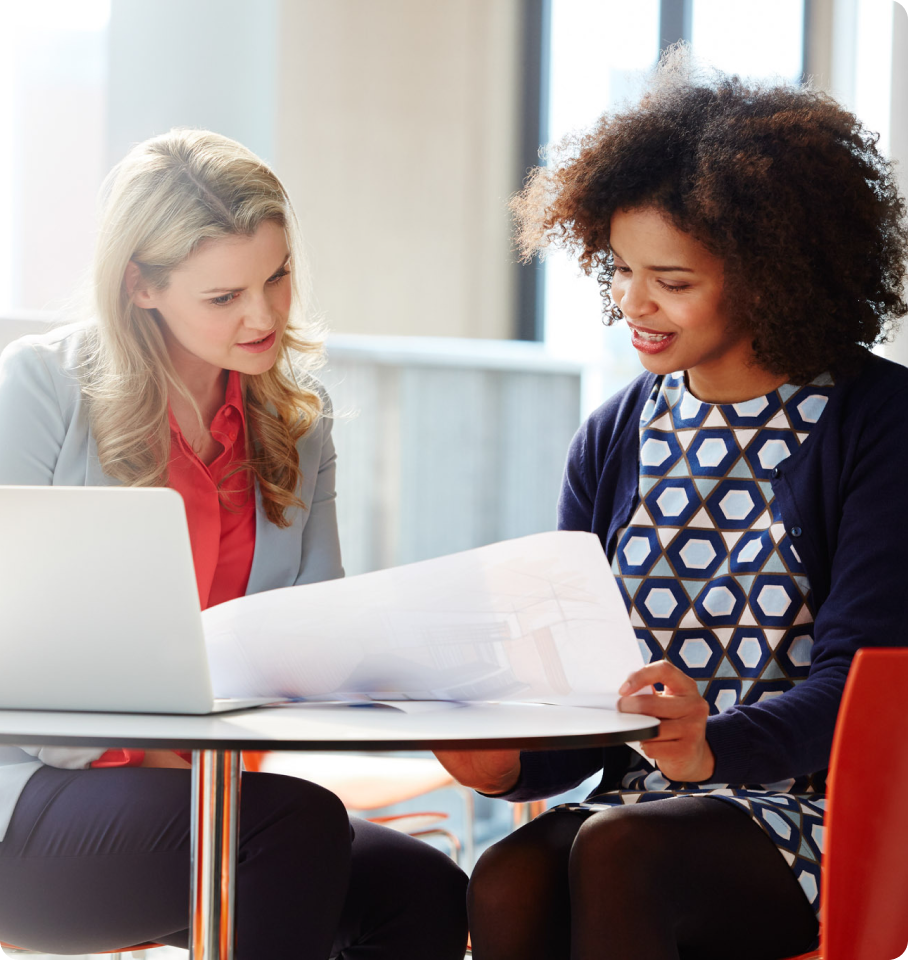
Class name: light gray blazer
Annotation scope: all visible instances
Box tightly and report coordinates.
[0,322,344,840]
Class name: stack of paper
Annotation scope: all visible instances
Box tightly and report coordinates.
[202,531,644,707]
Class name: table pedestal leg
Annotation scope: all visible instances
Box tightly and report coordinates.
[512,799,547,829]
[189,750,241,959]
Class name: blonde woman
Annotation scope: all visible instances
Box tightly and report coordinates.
[0,130,467,958]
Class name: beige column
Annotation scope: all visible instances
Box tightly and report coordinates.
[803,0,836,91]
[274,0,523,339]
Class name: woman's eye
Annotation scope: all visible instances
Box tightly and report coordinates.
[210,292,239,306]
[209,268,288,305]
[657,279,689,293]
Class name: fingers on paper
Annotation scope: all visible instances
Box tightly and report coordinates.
[619,660,699,697]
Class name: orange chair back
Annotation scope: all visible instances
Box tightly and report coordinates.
[819,647,908,960]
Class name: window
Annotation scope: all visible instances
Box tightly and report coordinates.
[851,0,894,156]
[0,1,110,315]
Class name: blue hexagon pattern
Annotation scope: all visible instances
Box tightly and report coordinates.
[587,371,833,921]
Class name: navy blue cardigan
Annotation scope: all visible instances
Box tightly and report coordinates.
[501,351,908,802]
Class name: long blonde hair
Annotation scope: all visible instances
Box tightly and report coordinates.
[82,128,323,528]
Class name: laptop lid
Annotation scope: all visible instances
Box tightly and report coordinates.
[0,486,218,714]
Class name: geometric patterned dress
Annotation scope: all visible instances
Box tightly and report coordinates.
[560,371,835,917]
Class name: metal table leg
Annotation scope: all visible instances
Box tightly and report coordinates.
[455,784,476,868]
[512,799,547,829]
[190,750,241,959]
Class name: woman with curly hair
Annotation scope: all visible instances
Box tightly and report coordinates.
[436,51,908,960]
[0,129,468,958]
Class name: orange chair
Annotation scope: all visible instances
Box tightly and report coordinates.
[778,647,908,960]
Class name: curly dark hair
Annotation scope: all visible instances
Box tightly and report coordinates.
[512,48,908,383]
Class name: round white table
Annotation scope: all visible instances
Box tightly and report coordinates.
[0,701,659,959]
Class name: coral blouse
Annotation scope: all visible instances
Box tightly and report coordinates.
[92,370,256,769]
[168,369,257,611]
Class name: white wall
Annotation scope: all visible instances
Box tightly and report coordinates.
[106,0,280,168]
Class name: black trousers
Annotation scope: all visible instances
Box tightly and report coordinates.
[0,766,468,958]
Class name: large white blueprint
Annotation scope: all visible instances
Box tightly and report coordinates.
[202,531,644,708]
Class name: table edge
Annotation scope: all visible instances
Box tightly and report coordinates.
[0,722,659,752]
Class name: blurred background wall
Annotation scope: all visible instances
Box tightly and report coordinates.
[2,1,904,352]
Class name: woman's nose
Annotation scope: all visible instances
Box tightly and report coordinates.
[618,277,656,318]
[245,296,274,330]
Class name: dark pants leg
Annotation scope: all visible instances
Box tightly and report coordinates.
[330,818,468,960]
[0,766,467,959]
[468,796,819,960]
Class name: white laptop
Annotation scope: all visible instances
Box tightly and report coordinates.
[0,486,276,714]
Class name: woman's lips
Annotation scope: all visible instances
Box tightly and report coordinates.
[236,330,277,353]
[629,324,677,355]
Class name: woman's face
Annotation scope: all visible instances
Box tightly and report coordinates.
[133,219,292,384]
[609,206,781,402]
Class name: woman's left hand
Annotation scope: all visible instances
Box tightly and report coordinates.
[617,660,716,783]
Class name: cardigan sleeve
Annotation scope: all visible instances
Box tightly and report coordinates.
[492,744,634,803]
[706,373,908,784]
[558,373,654,543]
[557,417,597,533]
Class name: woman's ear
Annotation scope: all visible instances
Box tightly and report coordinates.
[124,261,157,307]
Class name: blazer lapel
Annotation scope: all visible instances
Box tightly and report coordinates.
[246,486,304,594]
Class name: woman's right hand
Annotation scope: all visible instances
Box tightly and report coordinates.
[140,750,192,769]
[433,749,521,795]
